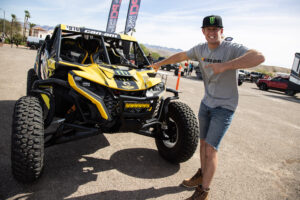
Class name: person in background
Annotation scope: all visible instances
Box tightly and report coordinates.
[184,61,189,75]
[147,53,153,64]
[188,62,194,76]
[149,15,264,200]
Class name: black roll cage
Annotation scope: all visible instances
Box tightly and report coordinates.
[47,24,150,67]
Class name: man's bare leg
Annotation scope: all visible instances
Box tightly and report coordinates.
[202,142,218,189]
[200,139,206,173]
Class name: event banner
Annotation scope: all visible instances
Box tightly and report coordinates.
[106,0,122,33]
[124,0,141,34]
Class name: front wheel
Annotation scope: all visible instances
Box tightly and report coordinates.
[155,101,199,163]
[11,96,44,183]
[259,83,268,91]
[285,90,295,96]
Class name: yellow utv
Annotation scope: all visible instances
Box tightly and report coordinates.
[11,24,199,182]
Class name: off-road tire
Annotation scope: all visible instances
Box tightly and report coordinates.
[11,96,44,183]
[155,101,199,163]
[259,83,268,91]
[27,68,38,96]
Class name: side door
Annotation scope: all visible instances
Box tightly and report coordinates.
[40,29,60,79]
[268,77,279,88]
[272,77,287,90]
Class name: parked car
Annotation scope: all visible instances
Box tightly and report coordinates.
[157,57,177,71]
[161,63,177,71]
[26,36,44,50]
[239,69,250,80]
[194,64,203,80]
[256,76,296,96]
[250,71,265,83]
[238,70,245,86]
[174,63,188,76]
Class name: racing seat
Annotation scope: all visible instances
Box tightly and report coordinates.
[107,47,121,64]
[60,38,86,63]
[76,37,103,64]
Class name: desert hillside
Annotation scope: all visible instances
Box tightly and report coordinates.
[251,65,291,74]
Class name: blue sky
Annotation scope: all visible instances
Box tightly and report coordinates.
[1,0,300,69]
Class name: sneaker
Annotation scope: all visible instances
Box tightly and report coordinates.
[182,168,202,188]
[185,185,210,200]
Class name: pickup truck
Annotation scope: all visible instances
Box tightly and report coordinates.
[250,71,265,82]
[26,36,44,50]
[256,76,296,96]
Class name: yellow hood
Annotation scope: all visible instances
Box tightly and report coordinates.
[66,63,161,91]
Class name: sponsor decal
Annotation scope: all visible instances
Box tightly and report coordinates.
[84,29,119,38]
[121,81,135,89]
[209,16,216,25]
[201,57,222,63]
[115,69,129,76]
[65,25,81,32]
[114,69,138,89]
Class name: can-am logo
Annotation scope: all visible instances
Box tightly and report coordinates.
[84,30,118,38]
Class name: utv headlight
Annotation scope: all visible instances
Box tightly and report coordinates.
[146,82,165,97]
[74,76,92,88]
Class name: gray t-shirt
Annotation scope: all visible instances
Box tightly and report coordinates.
[186,41,248,111]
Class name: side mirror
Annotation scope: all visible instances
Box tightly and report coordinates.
[45,35,50,41]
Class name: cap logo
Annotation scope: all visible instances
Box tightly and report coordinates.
[209,17,216,24]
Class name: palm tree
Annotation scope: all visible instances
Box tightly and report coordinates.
[29,22,36,36]
[11,14,16,47]
[23,10,30,42]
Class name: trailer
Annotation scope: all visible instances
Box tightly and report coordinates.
[287,53,300,96]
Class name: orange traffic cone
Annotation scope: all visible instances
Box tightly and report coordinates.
[176,65,182,90]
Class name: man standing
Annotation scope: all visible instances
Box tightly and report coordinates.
[184,61,189,75]
[149,15,264,200]
[147,52,153,64]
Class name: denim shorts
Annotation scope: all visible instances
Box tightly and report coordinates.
[198,102,234,150]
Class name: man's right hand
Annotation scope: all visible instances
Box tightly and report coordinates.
[148,63,160,72]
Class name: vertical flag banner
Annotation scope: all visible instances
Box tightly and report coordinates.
[124,0,141,34]
[106,0,122,33]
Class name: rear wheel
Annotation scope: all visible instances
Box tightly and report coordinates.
[285,90,295,96]
[238,80,243,86]
[30,45,36,50]
[155,101,199,163]
[174,69,178,76]
[11,96,44,183]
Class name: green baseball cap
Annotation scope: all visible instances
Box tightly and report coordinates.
[202,15,223,28]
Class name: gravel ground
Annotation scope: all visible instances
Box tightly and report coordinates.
[0,44,299,200]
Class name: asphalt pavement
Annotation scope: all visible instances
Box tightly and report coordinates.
[0,45,299,200]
